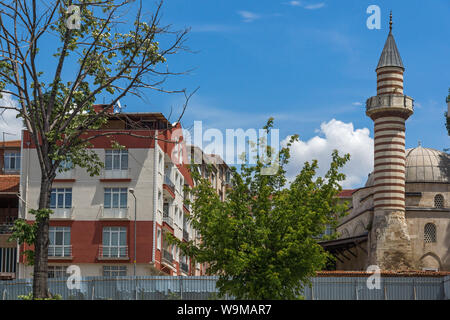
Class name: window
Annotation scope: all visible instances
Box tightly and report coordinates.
[4,152,20,171]
[434,194,444,208]
[159,153,163,172]
[50,188,72,209]
[48,266,67,279]
[103,265,127,277]
[424,223,437,243]
[105,150,128,170]
[57,160,73,172]
[102,227,127,257]
[104,188,127,209]
[0,248,17,273]
[49,227,71,257]
[157,228,161,250]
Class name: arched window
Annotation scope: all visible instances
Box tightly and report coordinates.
[424,223,437,243]
[434,194,444,208]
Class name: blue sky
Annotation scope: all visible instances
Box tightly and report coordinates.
[127,0,450,151]
[1,0,448,188]
[118,0,448,188]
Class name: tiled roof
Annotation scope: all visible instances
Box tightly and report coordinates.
[316,270,450,277]
[0,140,21,148]
[0,175,20,193]
[337,189,355,198]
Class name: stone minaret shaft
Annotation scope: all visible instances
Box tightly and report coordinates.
[367,13,413,211]
[366,13,415,270]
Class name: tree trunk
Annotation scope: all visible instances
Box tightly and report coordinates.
[32,176,52,299]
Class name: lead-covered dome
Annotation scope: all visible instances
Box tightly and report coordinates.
[405,146,449,183]
[365,146,450,186]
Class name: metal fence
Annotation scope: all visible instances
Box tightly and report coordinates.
[1,275,449,300]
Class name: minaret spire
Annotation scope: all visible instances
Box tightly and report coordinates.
[389,11,393,33]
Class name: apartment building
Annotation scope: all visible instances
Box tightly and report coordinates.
[0,140,21,279]
[187,145,233,275]
[18,108,196,278]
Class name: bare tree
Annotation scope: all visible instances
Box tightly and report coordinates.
[0,0,191,298]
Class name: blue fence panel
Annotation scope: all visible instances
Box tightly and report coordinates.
[0,275,447,300]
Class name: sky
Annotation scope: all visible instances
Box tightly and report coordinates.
[1,0,449,189]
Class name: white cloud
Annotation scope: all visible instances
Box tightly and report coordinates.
[304,3,325,10]
[237,11,261,23]
[352,102,362,106]
[283,119,373,189]
[0,94,23,140]
[284,1,325,10]
[287,1,302,6]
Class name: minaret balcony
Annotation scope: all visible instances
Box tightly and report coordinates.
[366,94,414,118]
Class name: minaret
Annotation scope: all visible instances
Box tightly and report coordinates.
[366,13,415,270]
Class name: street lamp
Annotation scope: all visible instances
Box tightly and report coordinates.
[129,188,137,300]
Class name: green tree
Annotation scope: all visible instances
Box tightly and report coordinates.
[170,120,350,299]
[0,0,190,298]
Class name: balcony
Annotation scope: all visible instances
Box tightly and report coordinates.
[0,223,14,234]
[50,207,74,219]
[101,206,129,219]
[181,262,189,274]
[101,168,131,180]
[162,249,173,265]
[55,169,74,180]
[163,214,173,228]
[183,230,189,241]
[98,245,128,260]
[163,174,175,198]
[48,245,72,259]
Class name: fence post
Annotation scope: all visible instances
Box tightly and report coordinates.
[91,281,95,300]
[2,289,6,300]
[355,280,359,300]
[180,276,183,300]
[413,279,417,300]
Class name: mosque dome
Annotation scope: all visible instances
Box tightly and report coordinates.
[365,146,450,186]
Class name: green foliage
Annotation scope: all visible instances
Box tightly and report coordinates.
[8,209,53,265]
[168,119,349,300]
[18,292,62,300]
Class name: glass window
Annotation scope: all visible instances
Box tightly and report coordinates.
[424,223,437,243]
[103,265,127,277]
[49,227,71,257]
[48,265,67,279]
[50,188,72,209]
[57,160,73,172]
[157,228,161,250]
[102,227,127,257]
[434,194,444,208]
[4,152,21,171]
[104,188,127,208]
[105,150,128,170]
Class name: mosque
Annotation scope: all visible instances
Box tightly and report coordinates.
[320,14,450,271]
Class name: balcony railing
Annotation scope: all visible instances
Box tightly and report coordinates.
[183,230,189,241]
[55,169,74,179]
[0,223,14,234]
[181,262,189,273]
[48,245,72,258]
[102,168,130,179]
[163,214,173,227]
[98,245,128,259]
[101,206,129,219]
[163,174,175,194]
[162,249,173,264]
[51,207,74,219]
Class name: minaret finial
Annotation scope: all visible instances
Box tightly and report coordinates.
[389,11,393,32]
